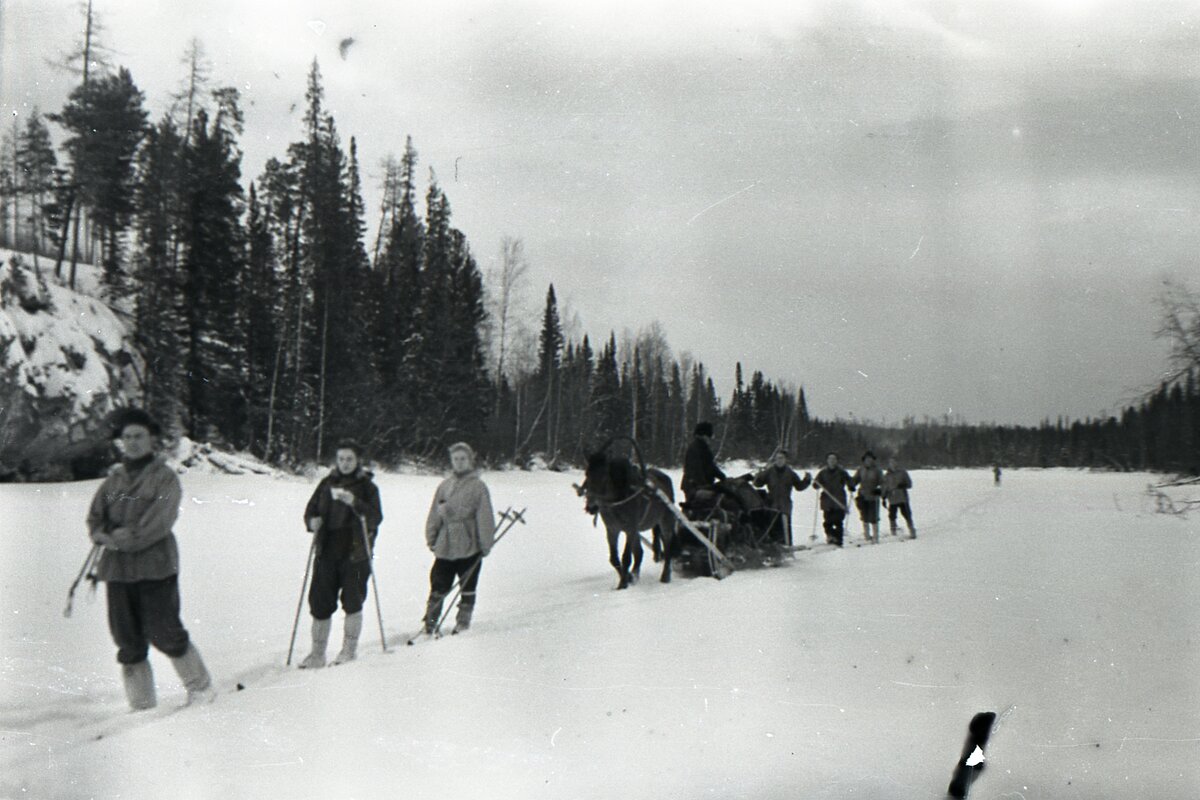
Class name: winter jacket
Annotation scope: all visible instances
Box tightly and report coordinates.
[752,465,812,513]
[854,465,884,501]
[425,471,495,561]
[682,437,726,496]
[882,469,912,506]
[813,466,856,512]
[304,468,383,562]
[87,457,183,583]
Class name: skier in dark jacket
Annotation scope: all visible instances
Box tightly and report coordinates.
[300,440,383,668]
[86,408,215,710]
[853,451,885,544]
[752,448,812,545]
[813,452,856,547]
[681,421,726,504]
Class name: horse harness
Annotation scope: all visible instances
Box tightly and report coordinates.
[587,480,659,530]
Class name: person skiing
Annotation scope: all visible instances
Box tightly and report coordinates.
[681,421,726,505]
[813,452,856,547]
[299,440,383,668]
[85,407,215,710]
[883,456,916,538]
[422,442,495,635]
[853,450,885,544]
[752,447,812,545]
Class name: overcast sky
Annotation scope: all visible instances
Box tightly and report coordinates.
[3,0,1197,425]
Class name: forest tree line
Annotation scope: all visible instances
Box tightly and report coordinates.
[1,11,1197,475]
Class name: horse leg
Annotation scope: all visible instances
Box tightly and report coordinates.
[628,533,643,584]
[657,520,674,584]
[607,528,630,590]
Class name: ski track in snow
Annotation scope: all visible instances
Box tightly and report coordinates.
[1,467,1199,799]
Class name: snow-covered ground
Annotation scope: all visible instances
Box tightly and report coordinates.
[2,467,1198,799]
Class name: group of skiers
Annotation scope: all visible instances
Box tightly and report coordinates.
[85,408,495,712]
[681,423,917,548]
[85,409,917,714]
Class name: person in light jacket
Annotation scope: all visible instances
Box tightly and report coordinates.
[883,456,917,538]
[422,442,495,634]
[85,408,214,711]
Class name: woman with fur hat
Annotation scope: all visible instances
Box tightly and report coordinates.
[422,442,495,635]
[85,407,215,710]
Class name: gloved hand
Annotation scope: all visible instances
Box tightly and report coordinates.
[89,529,115,547]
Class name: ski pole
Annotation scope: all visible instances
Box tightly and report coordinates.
[64,544,102,618]
[432,507,526,637]
[812,481,847,512]
[810,494,820,542]
[286,537,317,666]
[357,514,388,653]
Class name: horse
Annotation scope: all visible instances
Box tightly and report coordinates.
[579,449,676,589]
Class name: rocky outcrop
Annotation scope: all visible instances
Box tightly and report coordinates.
[0,253,142,480]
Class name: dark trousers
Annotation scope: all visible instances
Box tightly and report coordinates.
[430,556,482,602]
[822,507,846,546]
[888,502,914,529]
[308,557,371,620]
[106,576,190,664]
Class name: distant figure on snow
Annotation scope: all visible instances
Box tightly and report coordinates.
[681,421,726,505]
[300,440,383,668]
[85,408,215,710]
[813,452,856,547]
[853,450,885,544]
[422,443,495,635]
[993,464,1002,486]
[882,456,917,538]
[752,447,812,545]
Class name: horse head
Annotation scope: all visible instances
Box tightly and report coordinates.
[583,450,640,511]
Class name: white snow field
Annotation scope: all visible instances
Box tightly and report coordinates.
[2,467,1198,799]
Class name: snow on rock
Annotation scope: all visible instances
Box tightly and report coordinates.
[0,250,141,479]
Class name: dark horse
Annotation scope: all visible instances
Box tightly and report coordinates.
[580,450,676,589]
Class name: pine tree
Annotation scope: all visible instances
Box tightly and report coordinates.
[131,117,186,434]
[52,67,148,293]
[533,284,564,459]
[178,98,246,443]
[242,182,280,457]
[15,110,60,264]
[373,137,425,453]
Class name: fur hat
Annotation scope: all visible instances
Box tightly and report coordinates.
[862,450,877,462]
[110,407,162,439]
[694,421,714,437]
